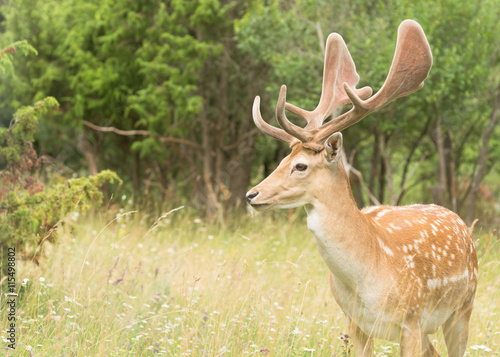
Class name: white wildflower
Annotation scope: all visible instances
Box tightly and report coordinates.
[470,345,492,352]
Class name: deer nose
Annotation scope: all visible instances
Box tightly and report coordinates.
[246,191,259,202]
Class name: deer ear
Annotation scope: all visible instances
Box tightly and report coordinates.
[324,132,343,163]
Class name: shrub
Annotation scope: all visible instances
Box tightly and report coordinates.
[0,43,121,261]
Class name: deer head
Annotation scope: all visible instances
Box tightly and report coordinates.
[246,20,432,210]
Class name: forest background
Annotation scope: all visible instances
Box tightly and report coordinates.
[1,0,500,227]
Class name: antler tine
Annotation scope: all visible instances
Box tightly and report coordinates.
[313,19,433,143]
[285,33,373,130]
[252,96,296,145]
[276,85,313,143]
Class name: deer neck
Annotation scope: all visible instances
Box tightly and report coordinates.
[305,164,376,287]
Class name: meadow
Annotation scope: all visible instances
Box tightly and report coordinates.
[1,205,499,356]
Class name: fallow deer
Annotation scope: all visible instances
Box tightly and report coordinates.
[246,20,478,357]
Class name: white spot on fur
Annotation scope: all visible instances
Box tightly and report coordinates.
[389,223,402,230]
[377,238,394,256]
[376,209,391,218]
[427,278,441,289]
[449,269,468,283]
[363,206,377,214]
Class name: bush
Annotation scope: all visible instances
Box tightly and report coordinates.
[0,43,121,260]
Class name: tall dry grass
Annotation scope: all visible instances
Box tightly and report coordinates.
[1,207,499,356]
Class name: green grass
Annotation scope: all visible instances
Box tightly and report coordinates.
[1,207,499,356]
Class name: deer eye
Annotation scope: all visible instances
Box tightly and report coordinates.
[295,163,308,172]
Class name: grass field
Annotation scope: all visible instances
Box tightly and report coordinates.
[1,206,499,356]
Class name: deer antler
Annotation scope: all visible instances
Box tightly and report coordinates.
[253,19,432,151]
[284,33,372,130]
[252,95,297,145]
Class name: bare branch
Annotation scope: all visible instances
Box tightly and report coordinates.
[222,129,259,152]
[158,137,203,149]
[82,120,203,149]
[394,152,428,205]
[349,165,381,206]
[315,22,325,57]
[82,120,149,136]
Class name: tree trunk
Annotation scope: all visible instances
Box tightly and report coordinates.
[77,128,98,175]
[431,112,447,206]
[369,130,380,200]
[396,116,431,205]
[200,102,219,217]
[349,154,366,208]
[377,131,389,204]
[379,131,395,204]
[465,88,500,225]
[444,131,457,212]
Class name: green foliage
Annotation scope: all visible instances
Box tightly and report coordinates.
[0,0,258,212]
[0,41,37,75]
[0,92,121,254]
[0,0,226,162]
[0,97,58,164]
[0,169,120,249]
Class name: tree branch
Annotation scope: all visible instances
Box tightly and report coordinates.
[82,120,149,136]
[82,120,203,149]
[221,129,258,151]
